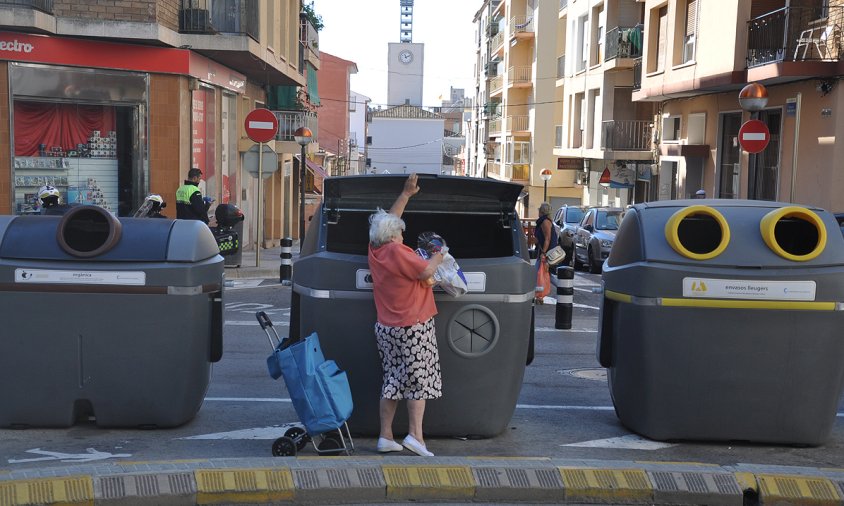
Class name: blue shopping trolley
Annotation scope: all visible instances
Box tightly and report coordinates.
[257,311,355,456]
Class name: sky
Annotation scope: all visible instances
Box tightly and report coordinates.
[312,0,480,108]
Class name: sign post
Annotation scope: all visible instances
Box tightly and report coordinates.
[244,108,279,267]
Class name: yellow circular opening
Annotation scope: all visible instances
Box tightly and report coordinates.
[665,205,730,260]
[760,207,826,261]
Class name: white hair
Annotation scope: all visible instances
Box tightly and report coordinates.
[369,209,405,247]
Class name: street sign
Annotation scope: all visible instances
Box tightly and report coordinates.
[244,108,278,143]
[243,143,278,179]
[738,119,770,154]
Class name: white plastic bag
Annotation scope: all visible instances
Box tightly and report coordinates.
[434,252,468,297]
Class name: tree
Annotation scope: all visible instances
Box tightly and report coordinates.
[302,1,324,32]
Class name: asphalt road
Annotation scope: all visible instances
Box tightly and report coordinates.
[2,271,844,471]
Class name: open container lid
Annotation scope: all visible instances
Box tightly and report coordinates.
[323,174,524,214]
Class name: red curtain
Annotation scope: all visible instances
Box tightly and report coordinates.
[14,101,116,156]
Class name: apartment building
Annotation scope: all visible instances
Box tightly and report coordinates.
[0,0,318,248]
[635,0,844,210]
[468,0,561,218]
[554,0,654,208]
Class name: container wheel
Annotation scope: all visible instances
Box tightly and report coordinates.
[589,247,602,274]
[284,426,309,451]
[317,435,345,456]
[272,436,297,457]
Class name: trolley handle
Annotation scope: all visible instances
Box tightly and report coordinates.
[256,311,273,330]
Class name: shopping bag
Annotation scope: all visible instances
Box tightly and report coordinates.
[536,256,551,299]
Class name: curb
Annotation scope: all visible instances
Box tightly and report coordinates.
[2,458,844,505]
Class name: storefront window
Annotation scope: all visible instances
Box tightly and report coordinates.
[10,63,148,216]
[221,93,237,204]
[192,86,217,200]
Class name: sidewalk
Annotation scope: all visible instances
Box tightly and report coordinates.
[224,241,301,281]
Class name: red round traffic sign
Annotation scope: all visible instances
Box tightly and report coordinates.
[244,108,278,143]
[738,119,770,154]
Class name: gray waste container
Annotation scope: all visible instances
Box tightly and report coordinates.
[291,175,535,437]
[598,199,844,445]
[0,206,224,428]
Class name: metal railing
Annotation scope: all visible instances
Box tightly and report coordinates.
[488,118,502,135]
[489,76,504,95]
[747,6,844,66]
[508,65,531,86]
[180,0,259,41]
[273,110,318,143]
[601,120,652,151]
[632,57,642,91]
[557,54,566,78]
[507,115,530,132]
[0,0,52,12]
[605,25,643,61]
[511,164,530,180]
[301,17,319,58]
[510,15,534,36]
[491,31,505,51]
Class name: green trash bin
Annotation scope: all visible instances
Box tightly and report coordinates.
[598,199,844,445]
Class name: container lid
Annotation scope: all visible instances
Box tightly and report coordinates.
[323,175,524,213]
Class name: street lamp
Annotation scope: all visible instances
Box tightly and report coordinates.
[294,126,313,253]
[540,168,552,202]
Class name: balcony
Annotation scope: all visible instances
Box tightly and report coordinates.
[747,6,844,67]
[605,25,643,61]
[601,120,652,151]
[489,75,504,96]
[491,31,505,53]
[489,118,503,135]
[632,57,642,91]
[0,0,52,13]
[273,110,318,145]
[510,15,534,39]
[507,115,530,132]
[509,164,530,181]
[180,0,259,41]
[300,17,320,69]
[557,54,566,79]
[508,65,532,87]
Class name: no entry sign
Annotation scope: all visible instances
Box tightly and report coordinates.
[244,108,278,143]
[738,119,770,154]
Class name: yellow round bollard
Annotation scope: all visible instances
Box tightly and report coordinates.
[760,206,826,261]
[664,205,730,260]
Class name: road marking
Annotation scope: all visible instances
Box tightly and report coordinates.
[562,434,676,450]
[8,448,132,464]
[540,296,599,309]
[179,423,302,440]
[226,320,289,326]
[205,397,291,402]
[225,279,265,290]
[535,327,597,333]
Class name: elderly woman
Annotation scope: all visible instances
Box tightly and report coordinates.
[368,173,444,457]
[534,202,557,304]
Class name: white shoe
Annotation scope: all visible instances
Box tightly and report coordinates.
[402,434,434,456]
[376,437,403,453]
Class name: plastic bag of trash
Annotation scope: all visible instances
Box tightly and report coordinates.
[416,232,469,297]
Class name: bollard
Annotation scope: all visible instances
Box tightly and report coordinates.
[555,265,574,329]
[280,237,293,285]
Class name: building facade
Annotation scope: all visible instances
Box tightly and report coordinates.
[0,0,318,248]
[368,104,445,175]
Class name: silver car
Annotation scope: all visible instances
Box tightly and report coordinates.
[552,205,586,264]
[573,207,623,273]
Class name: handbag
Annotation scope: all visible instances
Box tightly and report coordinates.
[535,255,551,299]
[545,245,565,266]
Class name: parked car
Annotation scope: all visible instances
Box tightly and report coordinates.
[552,204,586,264]
[572,207,623,273]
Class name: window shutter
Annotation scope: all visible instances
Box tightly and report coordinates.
[686,0,697,37]
[657,7,668,70]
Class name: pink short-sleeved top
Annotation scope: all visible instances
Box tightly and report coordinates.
[368,241,437,327]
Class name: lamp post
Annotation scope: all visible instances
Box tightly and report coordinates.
[738,82,769,199]
[540,168,552,202]
[294,126,313,253]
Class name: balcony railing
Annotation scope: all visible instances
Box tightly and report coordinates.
[632,57,642,91]
[601,120,652,151]
[507,115,530,132]
[510,15,534,36]
[273,110,318,143]
[557,54,566,78]
[490,75,504,95]
[508,65,531,86]
[489,118,502,135]
[301,17,319,58]
[748,6,844,66]
[511,164,530,180]
[491,31,505,51]
[180,0,259,41]
[0,0,52,13]
[605,25,643,61]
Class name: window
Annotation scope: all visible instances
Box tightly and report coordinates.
[662,115,681,141]
[508,141,531,164]
[648,6,668,72]
[687,113,705,144]
[576,15,588,72]
[682,0,697,63]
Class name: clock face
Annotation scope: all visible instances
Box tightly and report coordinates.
[399,50,413,64]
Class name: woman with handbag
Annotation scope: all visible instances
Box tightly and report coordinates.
[368,173,444,457]
[534,202,557,304]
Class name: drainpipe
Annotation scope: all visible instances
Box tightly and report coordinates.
[789,92,801,203]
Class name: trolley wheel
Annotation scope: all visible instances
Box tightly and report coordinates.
[271,436,297,457]
[317,435,344,456]
[284,426,309,451]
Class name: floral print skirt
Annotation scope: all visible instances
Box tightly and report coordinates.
[374,318,443,401]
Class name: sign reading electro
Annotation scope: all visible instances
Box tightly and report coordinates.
[0,40,34,53]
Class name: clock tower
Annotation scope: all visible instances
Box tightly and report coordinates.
[387,1,423,106]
